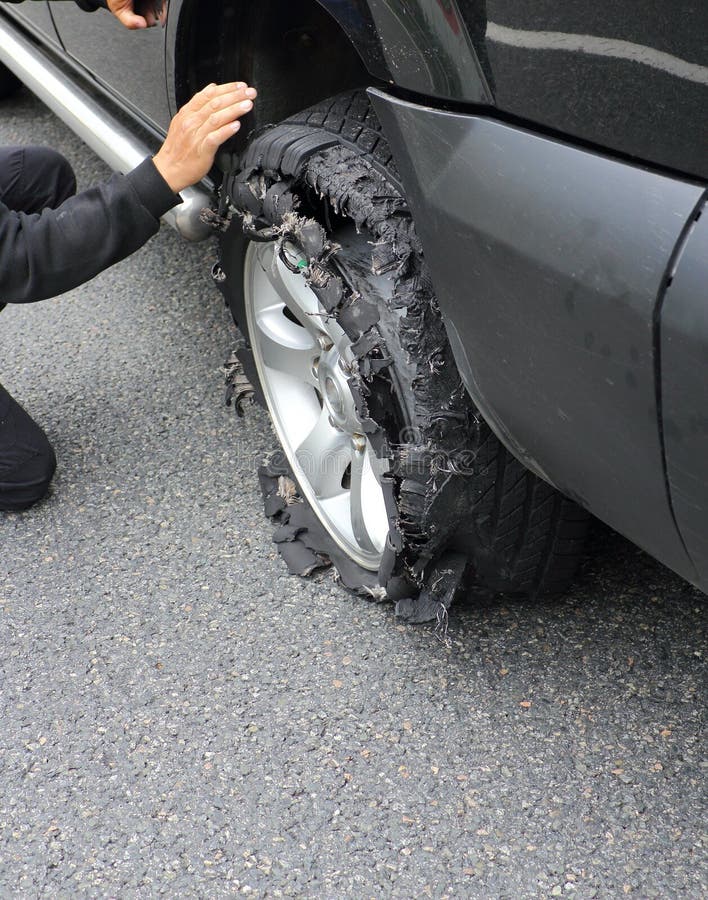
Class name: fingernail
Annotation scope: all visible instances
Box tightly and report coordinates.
[232,121,241,132]
[245,88,257,98]
[239,100,253,111]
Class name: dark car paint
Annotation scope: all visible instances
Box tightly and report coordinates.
[370,89,706,588]
[5,0,56,42]
[49,1,170,130]
[479,1,708,180]
[661,204,708,590]
[275,0,708,179]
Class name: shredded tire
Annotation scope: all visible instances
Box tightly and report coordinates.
[216,91,590,604]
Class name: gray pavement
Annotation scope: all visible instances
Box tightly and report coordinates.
[0,89,705,899]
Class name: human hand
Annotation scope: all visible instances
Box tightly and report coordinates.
[152,82,257,194]
[106,0,159,30]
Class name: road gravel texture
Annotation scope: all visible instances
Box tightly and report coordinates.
[0,90,705,899]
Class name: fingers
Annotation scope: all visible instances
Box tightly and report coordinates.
[186,82,255,113]
[197,97,255,138]
[203,120,245,152]
[116,11,149,29]
[206,86,257,112]
[172,88,255,145]
[107,0,151,29]
[186,84,256,147]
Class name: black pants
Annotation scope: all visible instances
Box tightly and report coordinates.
[0,146,76,511]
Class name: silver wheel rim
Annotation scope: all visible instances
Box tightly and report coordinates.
[244,240,390,570]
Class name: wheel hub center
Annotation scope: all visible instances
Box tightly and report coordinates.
[319,351,358,432]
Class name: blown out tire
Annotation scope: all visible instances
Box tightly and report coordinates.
[218,92,590,599]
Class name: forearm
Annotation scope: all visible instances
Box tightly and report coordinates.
[0,158,179,304]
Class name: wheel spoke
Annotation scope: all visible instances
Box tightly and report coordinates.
[295,409,352,499]
[254,310,318,387]
[350,443,380,553]
[255,243,322,338]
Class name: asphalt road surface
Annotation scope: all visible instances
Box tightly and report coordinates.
[0,89,705,899]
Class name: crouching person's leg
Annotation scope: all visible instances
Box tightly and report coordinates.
[0,146,76,213]
[0,384,56,511]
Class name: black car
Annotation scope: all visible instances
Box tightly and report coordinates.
[1,1,706,609]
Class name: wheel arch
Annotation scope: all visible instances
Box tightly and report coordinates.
[167,0,378,139]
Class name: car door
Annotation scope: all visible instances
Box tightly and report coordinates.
[2,0,60,47]
[49,0,170,132]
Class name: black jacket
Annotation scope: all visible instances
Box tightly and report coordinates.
[0,160,181,304]
[0,0,180,306]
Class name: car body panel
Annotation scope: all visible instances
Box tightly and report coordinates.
[479,0,708,180]
[363,0,492,103]
[2,0,59,45]
[307,0,708,177]
[49,2,170,131]
[370,88,704,585]
[661,201,708,589]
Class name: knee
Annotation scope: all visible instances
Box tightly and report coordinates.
[25,146,77,207]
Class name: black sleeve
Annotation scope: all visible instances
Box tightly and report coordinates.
[0,158,181,304]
